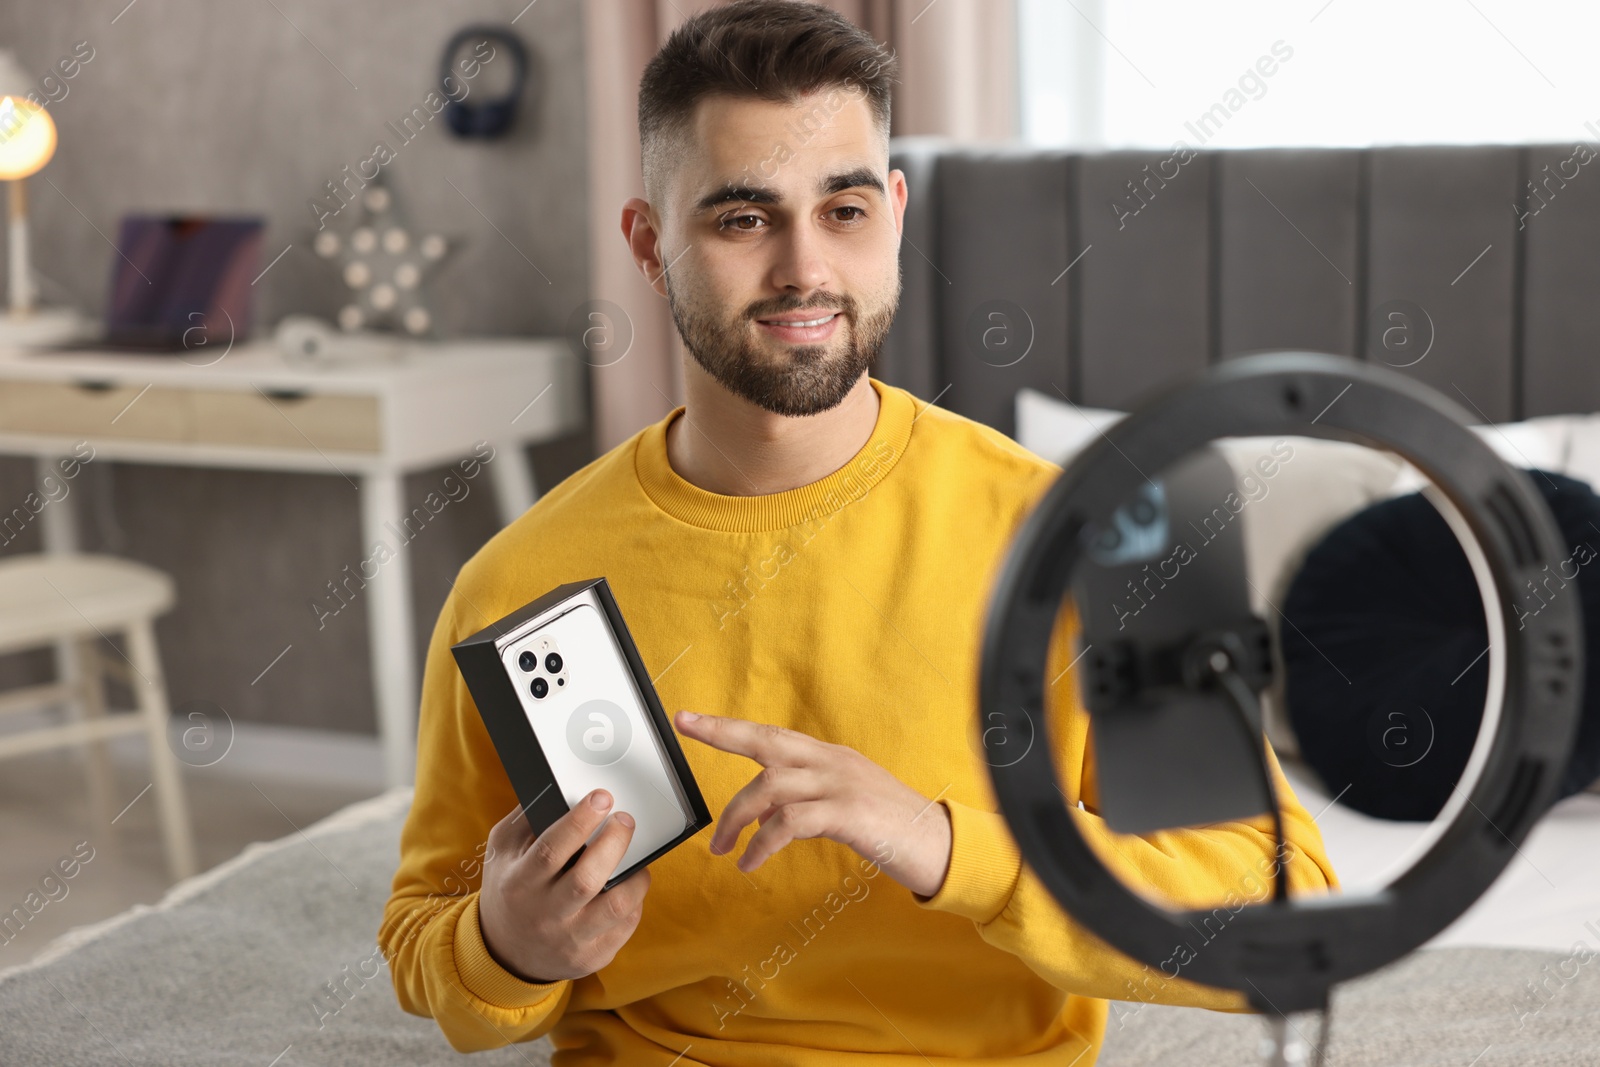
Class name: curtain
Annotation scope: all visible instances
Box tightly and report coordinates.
[582,0,1018,453]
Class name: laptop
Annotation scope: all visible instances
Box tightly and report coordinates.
[53,214,265,353]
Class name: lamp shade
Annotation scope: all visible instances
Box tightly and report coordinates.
[0,95,55,180]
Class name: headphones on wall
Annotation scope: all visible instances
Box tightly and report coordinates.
[440,25,530,140]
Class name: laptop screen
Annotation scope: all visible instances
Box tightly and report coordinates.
[105,215,265,350]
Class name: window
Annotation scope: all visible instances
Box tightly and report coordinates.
[1018,0,1600,149]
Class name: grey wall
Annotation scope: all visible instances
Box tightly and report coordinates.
[0,0,596,734]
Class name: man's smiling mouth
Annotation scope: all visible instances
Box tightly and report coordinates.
[756,312,840,327]
[752,310,844,344]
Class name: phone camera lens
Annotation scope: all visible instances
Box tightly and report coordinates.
[530,677,549,699]
[518,651,536,672]
[545,652,563,673]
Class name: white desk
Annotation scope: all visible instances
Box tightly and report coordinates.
[0,337,585,787]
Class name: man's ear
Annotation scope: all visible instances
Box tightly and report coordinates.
[887,168,909,237]
[621,198,671,298]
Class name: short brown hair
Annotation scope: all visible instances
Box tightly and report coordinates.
[637,0,898,200]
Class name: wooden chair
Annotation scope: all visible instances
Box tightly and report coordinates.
[0,554,197,881]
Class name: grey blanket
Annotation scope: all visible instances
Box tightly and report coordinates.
[0,789,1591,1066]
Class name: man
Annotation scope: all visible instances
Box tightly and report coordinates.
[380,2,1338,1063]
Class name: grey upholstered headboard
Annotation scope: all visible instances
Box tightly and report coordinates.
[877,136,1599,436]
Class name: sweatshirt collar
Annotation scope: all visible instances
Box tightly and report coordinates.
[634,376,915,532]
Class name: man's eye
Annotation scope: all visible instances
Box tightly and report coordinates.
[831,206,866,223]
[721,213,765,231]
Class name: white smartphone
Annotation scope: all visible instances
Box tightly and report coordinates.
[499,601,694,882]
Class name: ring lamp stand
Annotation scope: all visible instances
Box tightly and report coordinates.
[980,351,1582,1062]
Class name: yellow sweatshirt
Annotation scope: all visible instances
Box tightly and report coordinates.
[380,376,1339,1065]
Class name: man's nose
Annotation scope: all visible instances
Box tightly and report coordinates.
[769,219,832,295]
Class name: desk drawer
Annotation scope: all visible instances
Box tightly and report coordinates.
[0,381,189,441]
[0,381,382,453]
[190,389,381,452]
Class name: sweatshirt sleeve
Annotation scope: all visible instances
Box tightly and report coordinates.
[378,575,576,1051]
[911,601,1341,1010]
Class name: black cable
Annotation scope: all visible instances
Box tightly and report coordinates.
[1212,665,1289,904]
[1215,658,1334,1063]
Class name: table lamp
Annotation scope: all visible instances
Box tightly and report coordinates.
[0,49,84,345]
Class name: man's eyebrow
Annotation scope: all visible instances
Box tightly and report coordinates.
[692,167,886,214]
[693,184,780,213]
[821,167,885,197]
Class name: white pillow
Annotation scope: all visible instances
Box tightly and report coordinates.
[1475,414,1573,471]
[1014,387,1126,466]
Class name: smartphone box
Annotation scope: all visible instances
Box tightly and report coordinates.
[452,577,712,891]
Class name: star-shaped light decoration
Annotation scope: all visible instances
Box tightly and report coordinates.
[310,173,453,337]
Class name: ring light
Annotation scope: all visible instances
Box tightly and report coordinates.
[980,351,1582,1022]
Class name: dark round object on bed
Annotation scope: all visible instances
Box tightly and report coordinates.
[1282,468,1600,821]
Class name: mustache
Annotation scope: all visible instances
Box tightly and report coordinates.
[746,294,853,319]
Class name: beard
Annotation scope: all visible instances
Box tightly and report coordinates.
[664,264,900,418]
